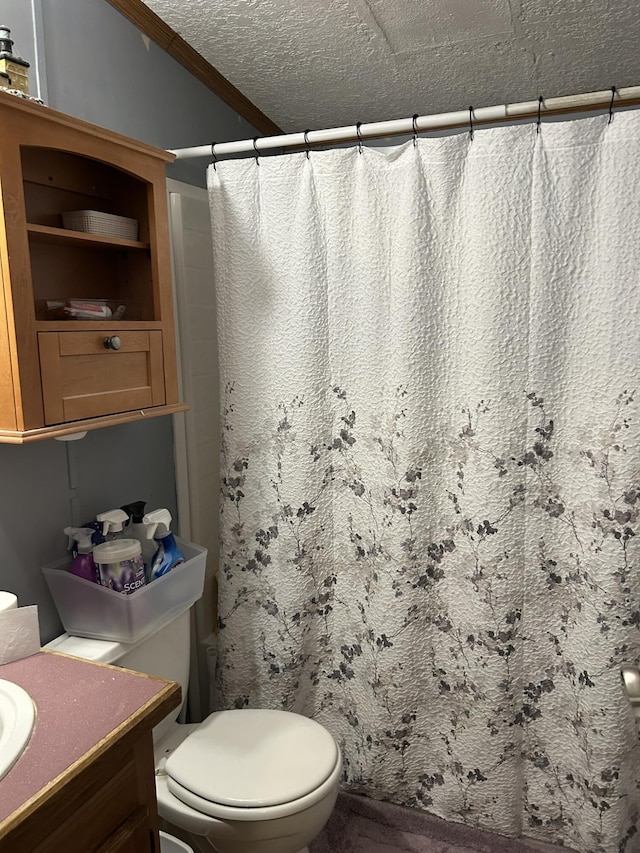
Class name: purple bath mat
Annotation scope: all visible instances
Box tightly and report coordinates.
[310,793,569,853]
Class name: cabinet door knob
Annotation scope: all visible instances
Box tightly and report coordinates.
[103,335,122,350]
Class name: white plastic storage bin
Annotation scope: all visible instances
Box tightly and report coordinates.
[62,209,139,241]
[42,539,206,644]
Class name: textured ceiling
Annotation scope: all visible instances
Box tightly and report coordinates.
[141,0,640,132]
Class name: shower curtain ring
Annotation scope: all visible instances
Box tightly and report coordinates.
[468,106,474,141]
[304,129,311,159]
[608,85,617,124]
[356,121,364,154]
[252,136,261,164]
[412,114,419,147]
[210,142,218,170]
[536,96,543,134]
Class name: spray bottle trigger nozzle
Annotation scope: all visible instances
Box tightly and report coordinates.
[142,509,172,538]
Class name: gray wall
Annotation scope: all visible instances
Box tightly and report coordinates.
[38,0,256,186]
[0,0,256,642]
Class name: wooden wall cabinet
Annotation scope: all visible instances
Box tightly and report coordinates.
[0,90,188,442]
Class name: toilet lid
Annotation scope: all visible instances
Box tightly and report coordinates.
[164,709,338,808]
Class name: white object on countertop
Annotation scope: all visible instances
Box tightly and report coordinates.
[0,605,40,665]
[0,592,17,612]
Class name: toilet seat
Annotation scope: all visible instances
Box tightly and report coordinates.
[166,752,342,822]
[164,709,340,821]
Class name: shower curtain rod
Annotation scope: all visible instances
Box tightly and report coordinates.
[170,85,640,161]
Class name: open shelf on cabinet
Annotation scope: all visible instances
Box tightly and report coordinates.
[22,145,157,324]
[27,223,150,251]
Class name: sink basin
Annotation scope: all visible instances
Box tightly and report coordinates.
[0,679,35,781]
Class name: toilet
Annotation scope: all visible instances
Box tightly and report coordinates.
[47,609,342,853]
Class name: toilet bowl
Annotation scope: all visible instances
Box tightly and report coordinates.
[47,610,342,853]
[155,708,341,853]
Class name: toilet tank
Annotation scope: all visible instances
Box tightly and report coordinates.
[46,609,191,742]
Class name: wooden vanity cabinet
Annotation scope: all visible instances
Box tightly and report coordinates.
[0,89,188,442]
[0,664,180,853]
[10,738,160,853]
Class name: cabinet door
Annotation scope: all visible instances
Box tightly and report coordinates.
[93,808,156,853]
[38,330,165,424]
[21,755,155,853]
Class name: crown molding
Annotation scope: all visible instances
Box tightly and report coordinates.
[105,0,282,136]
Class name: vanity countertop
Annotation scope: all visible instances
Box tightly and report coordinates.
[0,649,180,838]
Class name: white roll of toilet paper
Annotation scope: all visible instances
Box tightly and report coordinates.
[0,592,17,612]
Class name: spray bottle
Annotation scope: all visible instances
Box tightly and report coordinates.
[96,508,128,541]
[142,508,185,582]
[64,527,99,583]
[120,501,157,568]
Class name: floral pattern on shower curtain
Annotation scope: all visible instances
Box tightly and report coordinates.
[208,112,640,853]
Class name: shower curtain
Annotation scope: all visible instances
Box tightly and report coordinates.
[208,112,640,852]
